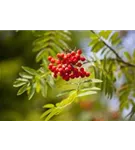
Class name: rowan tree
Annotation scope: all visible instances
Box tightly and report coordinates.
[13,30,135,121]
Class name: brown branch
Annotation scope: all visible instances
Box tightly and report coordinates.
[90,30,135,68]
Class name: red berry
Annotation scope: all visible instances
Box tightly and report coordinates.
[76,62,82,67]
[50,58,55,63]
[58,68,63,72]
[53,74,57,78]
[52,66,56,72]
[56,59,61,64]
[55,68,59,73]
[73,58,78,64]
[75,73,80,78]
[80,68,84,72]
[86,72,90,77]
[83,71,86,74]
[61,53,64,58]
[81,74,85,78]
[69,57,74,63]
[57,53,61,58]
[48,56,52,61]
[76,54,80,60]
[77,49,82,55]
[48,63,53,69]
[71,51,76,56]
[63,55,68,60]
[65,67,69,72]
[70,74,75,79]
[64,76,69,81]
[57,64,62,68]
[67,53,71,58]
[80,57,85,61]
[60,71,64,76]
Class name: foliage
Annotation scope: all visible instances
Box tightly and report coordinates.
[13,30,135,120]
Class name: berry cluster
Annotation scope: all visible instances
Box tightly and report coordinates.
[48,49,90,81]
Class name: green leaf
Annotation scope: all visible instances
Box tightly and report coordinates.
[103,56,107,71]
[19,72,33,79]
[92,41,104,53]
[50,42,63,53]
[101,47,108,55]
[13,80,26,87]
[28,83,36,100]
[47,75,55,88]
[56,89,75,97]
[124,52,131,61]
[17,84,28,95]
[90,31,98,40]
[112,38,121,45]
[35,80,41,93]
[81,87,101,92]
[99,30,112,39]
[33,43,48,52]
[110,32,119,42]
[89,39,98,46]
[36,50,46,62]
[93,53,101,65]
[120,100,129,111]
[77,91,97,97]
[57,91,77,107]
[45,108,59,121]
[40,79,47,98]
[43,104,54,108]
[40,109,53,119]
[16,78,28,82]
[90,79,103,83]
[22,66,37,75]
[58,31,71,41]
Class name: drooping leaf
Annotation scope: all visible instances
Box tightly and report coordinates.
[13,80,26,87]
[19,72,33,79]
[17,84,28,95]
[45,108,59,121]
[47,75,55,88]
[28,83,36,100]
[22,66,37,75]
[36,50,46,62]
[40,78,47,97]
[40,109,53,119]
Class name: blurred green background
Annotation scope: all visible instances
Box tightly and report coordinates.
[0,31,128,121]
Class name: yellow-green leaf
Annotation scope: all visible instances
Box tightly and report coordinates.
[43,104,54,108]
[77,91,97,97]
[40,109,53,119]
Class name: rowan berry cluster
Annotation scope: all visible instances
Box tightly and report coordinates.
[48,49,90,81]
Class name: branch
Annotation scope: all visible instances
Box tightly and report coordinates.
[90,30,135,68]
